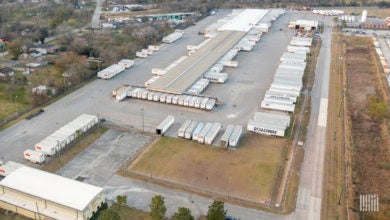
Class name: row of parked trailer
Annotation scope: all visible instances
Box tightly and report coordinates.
[97,59,134,79]
[178,120,242,149]
[247,112,290,137]
[136,45,160,58]
[261,36,312,113]
[126,87,217,110]
[23,114,99,164]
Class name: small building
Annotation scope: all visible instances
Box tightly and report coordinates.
[0,165,105,220]
[289,19,319,30]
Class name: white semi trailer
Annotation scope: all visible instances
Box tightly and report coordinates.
[156,115,174,135]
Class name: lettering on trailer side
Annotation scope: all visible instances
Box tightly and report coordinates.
[253,126,277,134]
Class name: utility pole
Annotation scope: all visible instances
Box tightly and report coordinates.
[14,96,18,117]
[141,108,145,132]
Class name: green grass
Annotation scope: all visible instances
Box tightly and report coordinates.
[130,134,286,202]
[104,204,152,220]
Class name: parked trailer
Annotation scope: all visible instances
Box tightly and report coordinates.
[204,123,221,145]
[0,165,18,177]
[261,100,295,112]
[131,88,141,98]
[97,64,125,79]
[137,89,145,99]
[188,96,198,107]
[141,90,149,99]
[203,72,228,83]
[35,140,57,156]
[278,63,306,71]
[200,98,210,109]
[228,125,243,149]
[287,45,310,54]
[274,71,304,80]
[172,95,180,104]
[23,149,45,163]
[184,121,198,139]
[156,115,174,135]
[290,40,312,47]
[178,95,186,106]
[178,120,192,138]
[282,52,307,60]
[220,125,235,148]
[118,59,134,69]
[192,122,205,141]
[153,92,161,102]
[270,82,301,92]
[136,51,148,58]
[281,59,306,65]
[112,84,130,96]
[166,95,174,104]
[115,86,131,101]
[147,92,155,101]
[160,93,167,103]
[265,92,297,103]
[205,99,216,111]
[263,97,294,105]
[194,97,204,108]
[183,96,192,106]
[254,112,290,124]
[247,120,286,137]
[197,122,213,143]
[148,45,160,51]
[253,113,290,127]
[162,30,183,44]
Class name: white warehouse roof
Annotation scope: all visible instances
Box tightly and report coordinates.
[0,166,103,211]
[218,9,269,32]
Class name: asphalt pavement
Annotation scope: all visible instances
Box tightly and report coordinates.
[290,14,333,220]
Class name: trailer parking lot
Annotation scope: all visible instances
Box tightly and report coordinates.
[0,9,301,165]
[0,10,329,220]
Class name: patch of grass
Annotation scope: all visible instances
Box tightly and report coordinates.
[343,8,390,19]
[105,204,152,220]
[41,126,108,173]
[129,134,286,202]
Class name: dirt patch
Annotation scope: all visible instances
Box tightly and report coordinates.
[126,134,287,204]
[345,36,390,219]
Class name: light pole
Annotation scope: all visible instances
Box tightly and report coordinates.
[141,108,144,132]
[14,96,18,117]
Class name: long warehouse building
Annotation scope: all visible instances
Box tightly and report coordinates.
[0,165,105,220]
[149,9,269,94]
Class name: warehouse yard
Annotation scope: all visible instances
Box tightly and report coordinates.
[126,134,287,203]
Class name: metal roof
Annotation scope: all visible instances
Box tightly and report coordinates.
[150,31,245,93]
[0,166,103,211]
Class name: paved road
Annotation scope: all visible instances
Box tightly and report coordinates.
[91,0,103,28]
[290,15,333,220]
[0,10,333,220]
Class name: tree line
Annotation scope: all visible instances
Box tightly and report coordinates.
[97,194,229,220]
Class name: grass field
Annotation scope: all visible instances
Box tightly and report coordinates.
[343,8,390,19]
[321,32,348,220]
[103,204,152,220]
[128,134,287,203]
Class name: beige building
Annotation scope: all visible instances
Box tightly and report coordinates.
[0,165,105,220]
